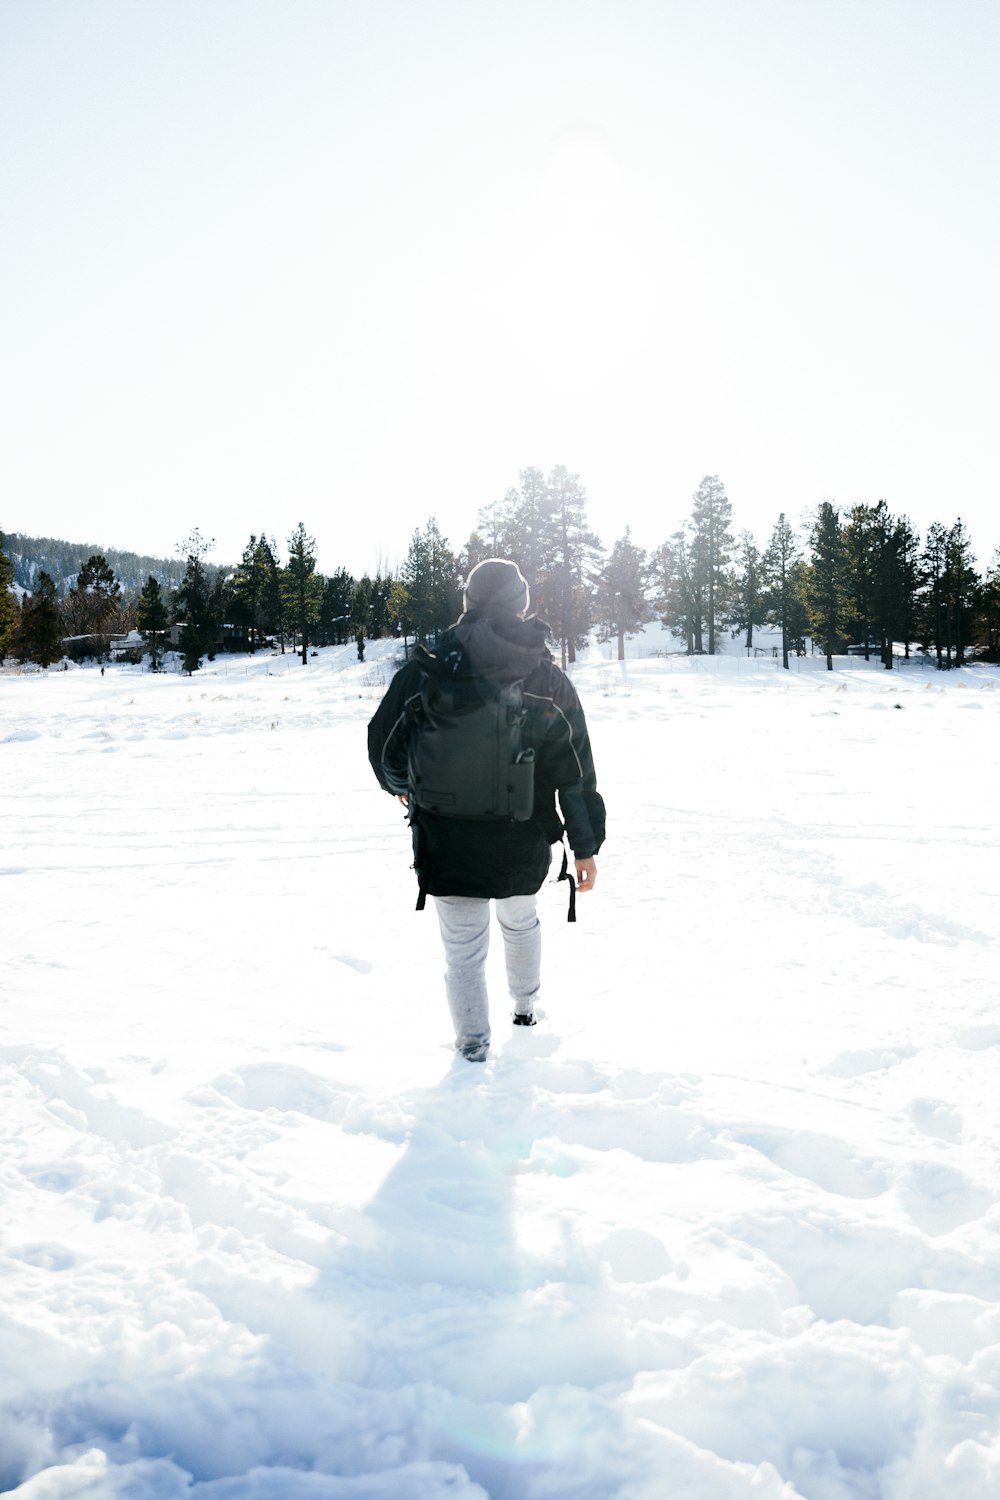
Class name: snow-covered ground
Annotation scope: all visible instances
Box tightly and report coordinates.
[2,644,999,1499]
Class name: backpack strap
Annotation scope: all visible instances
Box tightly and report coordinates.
[556,840,577,924]
[409,805,428,911]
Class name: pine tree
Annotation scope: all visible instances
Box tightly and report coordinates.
[351,576,373,644]
[387,578,411,651]
[688,475,734,655]
[174,530,216,675]
[467,465,600,660]
[651,532,698,654]
[868,500,901,669]
[65,553,122,659]
[919,522,949,667]
[457,531,492,582]
[596,529,650,660]
[283,522,323,665]
[845,498,905,663]
[137,576,169,670]
[544,465,601,668]
[763,513,804,670]
[402,528,431,641]
[208,569,230,659]
[729,531,767,654]
[845,504,875,657]
[976,548,1000,663]
[944,519,979,668]
[0,529,16,664]
[259,535,284,651]
[402,518,460,642]
[787,561,813,657]
[508,467,558,604]
[807,502,846,670]
[475,470,559,617]
[21,571,64,667]
[891,515,922,660]
[231,532,278,652]
[474,488,521,559]
[321,567,355,645]
[366,572,395,640]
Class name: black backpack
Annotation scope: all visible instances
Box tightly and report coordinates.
[408,670,535,821]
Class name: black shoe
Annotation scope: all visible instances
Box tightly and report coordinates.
[512,1012,536,1027]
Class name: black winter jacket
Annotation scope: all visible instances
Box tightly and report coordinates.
[367,613,606,900]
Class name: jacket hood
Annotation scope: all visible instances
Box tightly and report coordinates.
[429,612,552,687]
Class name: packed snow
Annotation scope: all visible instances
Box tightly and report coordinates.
[2,642,999,1499]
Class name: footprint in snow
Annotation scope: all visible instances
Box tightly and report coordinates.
[897,1161,995,1236]
[728,1124,890,1199]
[955,1025,1000,1051]
[11,1244,76,1272]
[332,954,373,974]
[818,1045,918,1079]
[907,1098,964,1143]
[209,1062,345,1120]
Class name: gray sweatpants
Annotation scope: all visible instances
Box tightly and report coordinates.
[433,894,541,1048]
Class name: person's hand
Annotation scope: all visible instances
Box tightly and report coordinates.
[575,856,597,892]
[397,793,409,805]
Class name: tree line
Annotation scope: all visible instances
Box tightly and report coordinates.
[1,523,337,674]
[3,473,1000,672]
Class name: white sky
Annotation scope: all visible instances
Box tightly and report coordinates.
[2,0,998,576]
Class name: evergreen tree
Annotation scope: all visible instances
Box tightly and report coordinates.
[174,530,216,675]
[387,578,411,651]
[0,528,16,664]
[476,470,558,615]
[976,548,1000,663]
[21,571,64,667]
[469,465,598,660]
[763,513,804,670]
[208,568,230,659]
[729,531,767,653]
[891,515,922,660]
[283,522,323,665]
[259,535,284,650]
[943,519,979,668]
[651,532,698,653]
[321,567,355,645]
[457,531,492,581]
[231,532,278,652]
[919,522,949,667]
[65,553,122,659]
[366,572,395,640]
[867,500,902,669]
[402,518,460,642]
[507,467,558,603]
[473,489,520,561]
[839,507,881,660]
[351,575,373,644]
[596,529,650,660]
[807,502,846,670]
[843,503,884,660]
[688,475,734,655]
[402,528,429,640]
[544,465,601,668]
[787,561,813,657]
[136,575,169,670]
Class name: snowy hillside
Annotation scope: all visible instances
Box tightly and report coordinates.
[2,647,999,1499]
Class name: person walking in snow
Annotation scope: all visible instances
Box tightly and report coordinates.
[368,558,606,1063]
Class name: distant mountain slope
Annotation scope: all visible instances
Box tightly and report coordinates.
[6,534,216,595]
